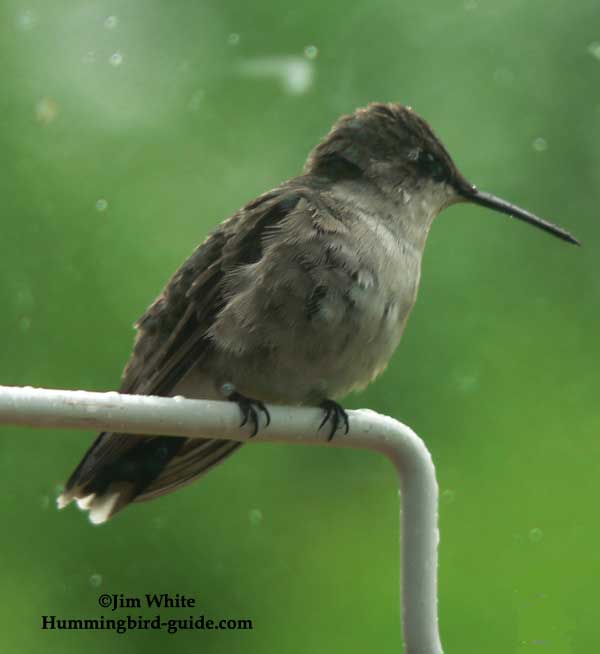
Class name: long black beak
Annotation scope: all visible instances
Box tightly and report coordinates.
[459,185,580,246]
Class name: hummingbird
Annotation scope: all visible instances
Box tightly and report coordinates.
[57,103,578,524]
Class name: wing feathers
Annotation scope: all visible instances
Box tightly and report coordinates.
[60,185,309,521]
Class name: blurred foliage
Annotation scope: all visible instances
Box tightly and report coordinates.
[0,0,598,652]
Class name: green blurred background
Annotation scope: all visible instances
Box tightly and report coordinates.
[1,0,598,652]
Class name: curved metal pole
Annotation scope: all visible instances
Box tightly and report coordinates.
[0,385,443,654]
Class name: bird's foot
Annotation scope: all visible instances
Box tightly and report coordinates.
[319,399,349,441]
[222,384,270,438]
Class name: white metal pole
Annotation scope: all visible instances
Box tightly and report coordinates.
[0,385,442,654]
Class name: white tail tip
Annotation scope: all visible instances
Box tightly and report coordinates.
[76,494,96,510]
[88,493,120,525]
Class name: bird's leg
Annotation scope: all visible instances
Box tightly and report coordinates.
[319,399,350,441]
[221,383,271,438]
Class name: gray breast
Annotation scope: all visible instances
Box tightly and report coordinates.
[205,186,425,404]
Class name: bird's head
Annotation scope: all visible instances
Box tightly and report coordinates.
[305,103,579,245]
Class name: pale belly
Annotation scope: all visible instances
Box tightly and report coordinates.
[178,272,418,406]
[175,196,425,405]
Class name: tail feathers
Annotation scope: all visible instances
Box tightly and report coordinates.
[57,432,243,524]
[57,482,137,525]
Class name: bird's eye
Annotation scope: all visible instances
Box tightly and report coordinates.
[417,152,447,183]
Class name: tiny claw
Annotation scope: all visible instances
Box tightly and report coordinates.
[226,389,271,438]
[258,400,271,427]
[318,399,349,441]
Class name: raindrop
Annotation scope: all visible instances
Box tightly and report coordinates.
[40,495,50,510]
[248,508,263,526]
[440,489,455,505]
[304,45,318,60]
[284,60,313,94]
[153,515,168,529]
[587,42,600,60]
[188,90,205,111]
[82,51,96,65]
[493,67,514,86]
[227,33,240,46]
[95,198,108,212]
[35,98,59,125]
[221,382,235,397]
[89,574,103,588]
[16,10,38,31]
[16,288,34,311]
[464,0,478,9]
[529,528,543,543]
[18,316,31,333]
[109,52,124,67]
[238,57,314,95]
[172,395,185,402]
[104,15,118,30]
[532,137,548,152]
[455,370,479,393]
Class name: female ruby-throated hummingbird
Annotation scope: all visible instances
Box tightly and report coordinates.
[57,102,579,523]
